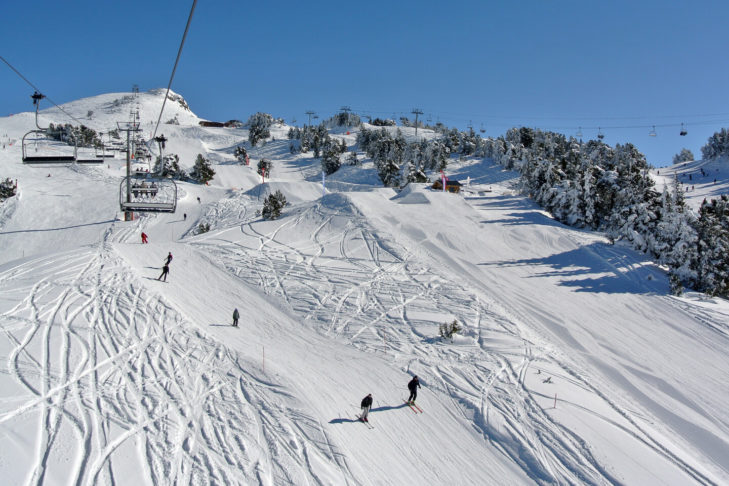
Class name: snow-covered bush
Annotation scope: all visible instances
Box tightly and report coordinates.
[262,190,287,220]
[0,178,16,201]
[439,320,462,341]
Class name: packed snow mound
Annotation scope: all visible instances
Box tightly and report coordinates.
[392,183,432,204]
[243,181,327,206]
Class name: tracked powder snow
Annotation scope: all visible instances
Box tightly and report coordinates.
[0,90,728,485]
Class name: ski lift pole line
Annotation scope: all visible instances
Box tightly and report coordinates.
[151,0,198,142]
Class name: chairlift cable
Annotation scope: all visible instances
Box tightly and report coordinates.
[0,54,88,128]
[151,0,198,143]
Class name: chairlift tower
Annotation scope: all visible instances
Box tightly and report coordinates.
[305,110,316,127]
[118,121,141,221]
[411,108,423,138]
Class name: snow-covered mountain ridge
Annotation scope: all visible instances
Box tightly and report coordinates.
[0,90,728,485]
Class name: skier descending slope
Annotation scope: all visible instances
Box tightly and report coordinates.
[407,376,421,404]
[157,263,170,282]
[360,394,373,422]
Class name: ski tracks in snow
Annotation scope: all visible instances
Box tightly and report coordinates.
[0,243,354,485]
[192,200,643,485]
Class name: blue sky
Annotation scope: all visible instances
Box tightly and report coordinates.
[2,0,728,167]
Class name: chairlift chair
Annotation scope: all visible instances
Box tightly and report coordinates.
[649,125,657,137]
[22,91,77,163]
[680,123,687,136]
[576,126,583,138]
[22,130,77,163]
[597,128,605,140]
[119,176,177,213]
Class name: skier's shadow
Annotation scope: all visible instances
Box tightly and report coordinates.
[328,403,409,424]
[329,418,360,424]
[371,403,409,412]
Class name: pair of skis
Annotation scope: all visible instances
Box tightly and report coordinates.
[406,400,423,414]
[358,415,374,429]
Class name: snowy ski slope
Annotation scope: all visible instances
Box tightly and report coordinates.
[1,91,728,485]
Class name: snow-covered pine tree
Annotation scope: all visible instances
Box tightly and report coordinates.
[700,128,729,160]
[190,154,215,184]
[693,196,729,297]
[153,153,186,179]
[652,182,698,289]
[257,158,272,177]
[321,147,342,175]
[247,112,273,147]
[347,151,359,166]
[672,148,694,164]
[233,145,248,164]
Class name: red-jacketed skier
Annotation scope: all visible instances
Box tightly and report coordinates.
[360,394,373,422]
[407,376,421,404]
[141,232,148,244]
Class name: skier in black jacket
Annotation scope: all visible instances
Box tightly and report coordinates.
[407,376,421,404]
[157,263,169,282]
[360,394,373,422]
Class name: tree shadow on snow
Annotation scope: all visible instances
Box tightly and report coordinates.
[479,242,667,295]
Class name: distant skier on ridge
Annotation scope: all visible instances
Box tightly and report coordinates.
[232,308,240,327]
[407,376,421,404]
